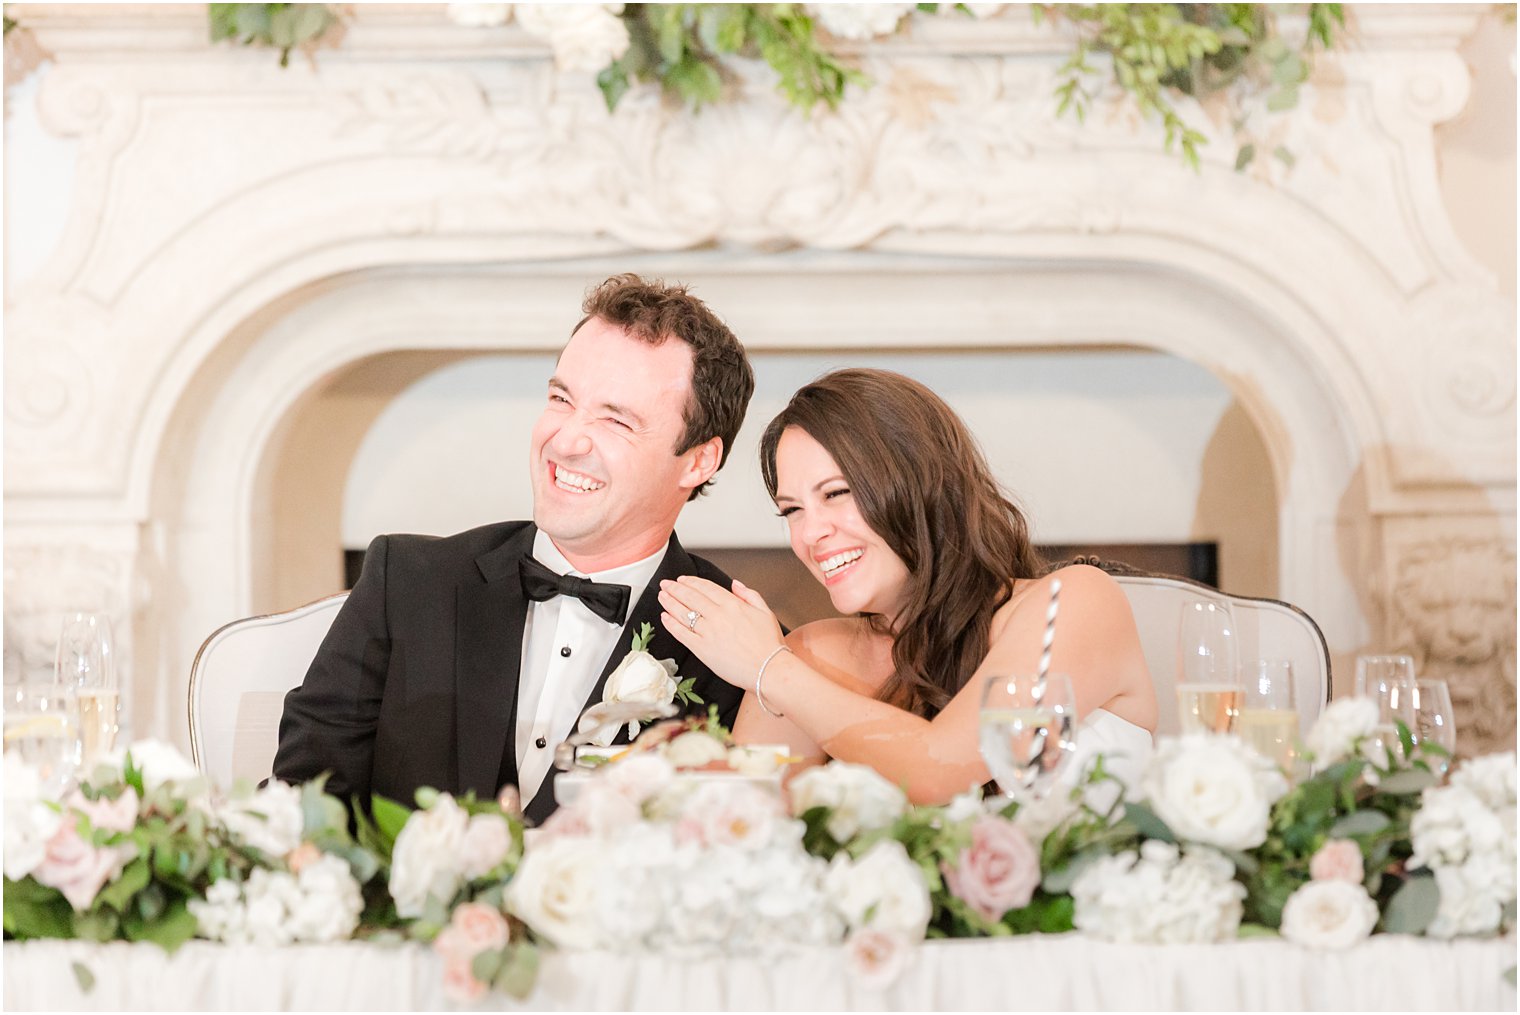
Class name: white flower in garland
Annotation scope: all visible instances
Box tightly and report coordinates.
[1071,841,1245,943]
[389,795,470,919]
[516,4,631,74]
[1279,879,1379,949]
[191,855,362,945]
[1408,752,1517,939]
[3,751,63,881]
[445,4,512,28]
[824,840,931,938]
[807,3,913,41]
[214,779,304,859]
[788,761,907,842]
[1141,734,1288,851]
[1303,697,1379,769]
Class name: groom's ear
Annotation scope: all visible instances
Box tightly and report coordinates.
[677,436,723,492]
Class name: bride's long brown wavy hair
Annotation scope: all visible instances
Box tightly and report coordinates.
[759,369,1045,719]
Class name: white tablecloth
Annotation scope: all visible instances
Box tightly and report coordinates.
[4,935,1515,1011]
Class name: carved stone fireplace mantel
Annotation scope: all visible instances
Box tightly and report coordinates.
[4,5,1514,754]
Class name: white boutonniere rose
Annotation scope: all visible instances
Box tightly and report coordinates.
[582,624,700,747]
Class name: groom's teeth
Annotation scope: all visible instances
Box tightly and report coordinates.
[555,467,605,492]
[820,549,863,577]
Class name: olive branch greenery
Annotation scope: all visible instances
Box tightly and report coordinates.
[8,4,1347,168]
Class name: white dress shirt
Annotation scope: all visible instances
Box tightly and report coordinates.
[513,531,666,801]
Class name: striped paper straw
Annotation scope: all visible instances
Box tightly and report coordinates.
[1036,578,1062,682]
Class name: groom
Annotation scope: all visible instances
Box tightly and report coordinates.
[272,274,754,824]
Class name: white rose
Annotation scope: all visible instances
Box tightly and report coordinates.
[664,731,728,770]
[682,781,784,851]
[824,840,931,938]
[459,812,513,880]
[807,3,913,41]
[1305,698,1379,768]
[105,738,202,794]
[388,795,470,918]
[1141,734,1288,851]
[1013,790,1081,845]
[726,745,784,778]
[217,780,304,858]
[445,3,511,27]
[584,651,679,746]
[4,751,62,880]
[507,835,607,948]
[516,4,630,73]
[788,762,907,842]
[846,927,912,989]
[287,854,364,943]
[1279,880,1380,949]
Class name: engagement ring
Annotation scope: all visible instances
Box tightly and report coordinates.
[685,609,701,631]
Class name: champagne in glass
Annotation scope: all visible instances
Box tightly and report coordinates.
[1236,659,1297,770]
[1411,678,1457,774]
[55,612,118,765]
[1176,600,1241,734]
[979,673,1077,802]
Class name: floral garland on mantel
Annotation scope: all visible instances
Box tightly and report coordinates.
[4,702,1516,1003]
[189,2,1345,169]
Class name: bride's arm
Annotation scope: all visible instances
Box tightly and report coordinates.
[660,566,1151,804]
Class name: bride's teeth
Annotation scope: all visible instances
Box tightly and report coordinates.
[820,549,863,576]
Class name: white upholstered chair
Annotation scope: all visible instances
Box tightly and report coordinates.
[1091,563,1332,737]
[188,593,348,788]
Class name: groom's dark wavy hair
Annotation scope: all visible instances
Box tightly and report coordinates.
[759,369,1045,719]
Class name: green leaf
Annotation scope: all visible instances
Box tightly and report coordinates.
[95,856,151,914]
[597,62,632,113]
[1236,923,1280,939]
[1121,802,1176,843]
[1234,143,1256,171]
[630,622,654,653]
[1329,810,1390,838]
[71,961,96,993]
[496,942,541,1000]
[1273,145,1296,168]
[127,898,198,952]
[471,947,507,984]
[371,795,413,842]
[1041,849,1102,895]
[4,877,76,940]
[1375,768,1438,796]
[1382,874,1439,934]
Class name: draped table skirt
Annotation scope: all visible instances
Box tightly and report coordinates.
[5,934,1516,1011]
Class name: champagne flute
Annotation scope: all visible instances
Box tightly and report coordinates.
[55,612,118,766]
[1236,658,1297,771]
[1176,599,1241,734]
[978,673,1077,803]
[1411,678,1457,774]
[1355,654,1416,767]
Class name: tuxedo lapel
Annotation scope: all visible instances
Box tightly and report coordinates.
[455,524,537,798]
[522,535,697,822]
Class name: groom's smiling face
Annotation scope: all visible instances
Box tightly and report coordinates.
[530,317,716,573]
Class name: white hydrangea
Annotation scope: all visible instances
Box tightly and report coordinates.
[1408,752,1517,939]
[191,855,362,945]
[215,780,305,859]
[445,3,511,28]
[807,3,913,40]
[1141,734,1288,851]
[1071,841,1245,943]
[1304,698,1379,769]
[788,761,907,842]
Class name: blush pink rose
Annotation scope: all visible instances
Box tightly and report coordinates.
[32,793,139,912]
[940,815,1040,922]
[497,785,522,818]
[536,804,590,840]
[440,956,488,1004]
[1309,839,1365,884]
[286,842,321,874]
[846,927,911,989]
[451,901,510,954]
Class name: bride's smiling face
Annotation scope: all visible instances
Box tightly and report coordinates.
[773,426,911,619]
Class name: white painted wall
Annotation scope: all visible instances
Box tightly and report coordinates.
[341,348,1242,550]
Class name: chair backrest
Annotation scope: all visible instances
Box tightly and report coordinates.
[188,593,348,788]
[1101,567,1331,737]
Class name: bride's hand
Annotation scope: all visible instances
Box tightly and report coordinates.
[657,576,784,691]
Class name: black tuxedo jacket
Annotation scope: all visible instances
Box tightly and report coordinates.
[271,521,744,825]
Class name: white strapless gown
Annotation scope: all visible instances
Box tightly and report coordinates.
[1058,707,1154,795]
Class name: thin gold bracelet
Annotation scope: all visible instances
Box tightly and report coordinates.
[756,644,791,718]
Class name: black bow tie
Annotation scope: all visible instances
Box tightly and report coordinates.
[518,556,632,626]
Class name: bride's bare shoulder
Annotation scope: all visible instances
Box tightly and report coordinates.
[993,564,1132,635]
[784,617,891,695]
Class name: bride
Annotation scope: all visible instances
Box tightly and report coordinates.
[656,368,1156,803]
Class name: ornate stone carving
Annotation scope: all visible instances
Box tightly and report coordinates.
[2,543,141,685]
[1389,537,1517,756]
